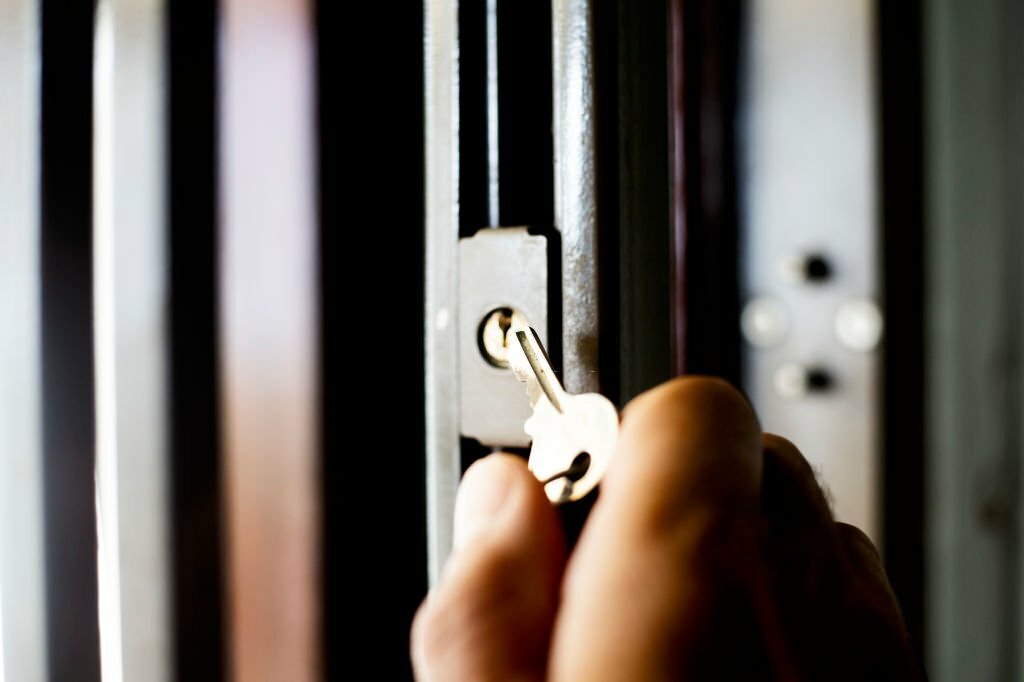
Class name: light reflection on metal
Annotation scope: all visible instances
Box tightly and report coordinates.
[425,0,462,584]
[93,1,171,680]
[553,0,600,394]
[0,0,47,679]
[219,0,320,677]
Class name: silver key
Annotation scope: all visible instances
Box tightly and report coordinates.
[507,314,619,503]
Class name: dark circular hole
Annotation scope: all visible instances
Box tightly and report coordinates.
[565,452,591,483]
[806,368,832,391]
[804,254,832,281]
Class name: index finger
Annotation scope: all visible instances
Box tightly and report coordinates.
[549,377,765,680]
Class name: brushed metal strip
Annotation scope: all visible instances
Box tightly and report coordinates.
[92,1,171,679]
[0,0,46,679]
[424,0,461,584]
[552,0,599,395]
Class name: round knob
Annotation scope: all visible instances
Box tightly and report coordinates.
[741,297,790,348]
[835,299,883,352]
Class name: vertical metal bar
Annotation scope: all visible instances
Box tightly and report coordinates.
[424,0,461,584]
[0,0,46,679]
[552,0,600,394]
[92,1,170,680]
[219,0,320,678]
[925,0,1024,678]
[669,0,687,378]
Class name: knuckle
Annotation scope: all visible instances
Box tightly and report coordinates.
[762,432,802,459]
[836,522,881,561]
[625,376,754,429]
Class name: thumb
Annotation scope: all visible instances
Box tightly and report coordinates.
[411,454,566,681]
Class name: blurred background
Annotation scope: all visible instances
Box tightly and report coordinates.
[0,0,1021,680]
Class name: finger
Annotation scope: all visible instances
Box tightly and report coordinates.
[761,433,834,533]
[411,454,565,682]
[834,523,905,630]
[757,437,917,680]
[835,523,885,587]
[832,523,925,681]
[754,434,845,675]
[759,434,842,592]
[604,377,763,529]
[550,377,765,681]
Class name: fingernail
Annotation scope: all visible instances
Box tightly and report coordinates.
[454,457,514,550]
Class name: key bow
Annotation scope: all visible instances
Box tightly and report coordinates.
[507,314,619,503]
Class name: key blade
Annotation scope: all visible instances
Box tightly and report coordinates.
[507,314,565,412]
[514,328,565,413]
[506,315,539,406]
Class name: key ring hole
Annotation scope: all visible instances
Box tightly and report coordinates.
[565,452,591,482]
[543,452,592,486]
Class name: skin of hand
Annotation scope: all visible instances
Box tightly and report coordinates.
[411,377,924,681]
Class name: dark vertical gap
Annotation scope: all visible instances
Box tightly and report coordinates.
[321,3,426,681]
[459,0,489,237]
[678,0,743,384]
[167,0,225,679]
[616,0,672,402]
[593,0,621,407]
[39,0,102,679]
[495,1,553,229]
[877,0,925,662]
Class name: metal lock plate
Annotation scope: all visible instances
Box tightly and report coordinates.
[458,227,548,447]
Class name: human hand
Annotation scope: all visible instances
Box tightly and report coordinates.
[411,377,923,680]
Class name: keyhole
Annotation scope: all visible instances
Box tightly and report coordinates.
[478,307,516,368]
